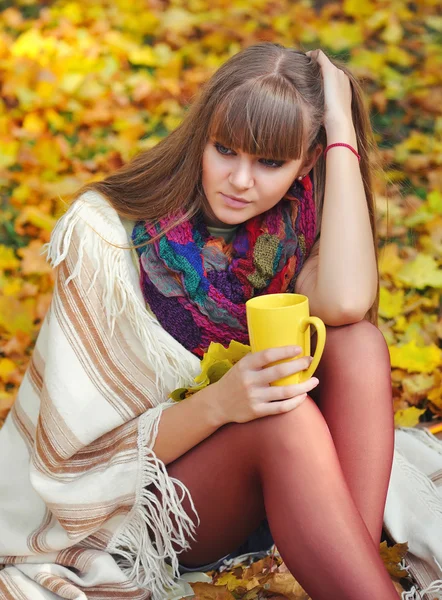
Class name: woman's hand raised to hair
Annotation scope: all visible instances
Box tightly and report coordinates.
[306,49,354,131]
[209,346,320,425]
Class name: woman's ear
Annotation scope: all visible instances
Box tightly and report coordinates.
[302,144,323,175]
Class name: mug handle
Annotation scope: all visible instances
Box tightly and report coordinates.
[299,316,326,382]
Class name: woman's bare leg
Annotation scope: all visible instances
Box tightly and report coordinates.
[309,320,395,544]
[162,395,399,599]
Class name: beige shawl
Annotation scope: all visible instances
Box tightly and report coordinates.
[0,191,204,599]
[2,191,442,600]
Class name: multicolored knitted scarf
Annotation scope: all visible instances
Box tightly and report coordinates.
[132,175,316,358]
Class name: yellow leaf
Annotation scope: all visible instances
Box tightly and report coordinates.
[397,254,442,289]
[15,207,56,232]
[379,541,409,577]
[195,341,250,384]
[397,131,431,154]
[169,388,188,402]
[129,46,158,67]
[382,65,407,100]
[57,1,83,25]
[366,9,389,31]
[392,315,407,332]
[394,406,426,427]
[11,184,31,204]
[379,244,403,279]
[11,28,44,59]
[215,572,250,592]
[35,80,57,103]
[343,0,376,17]
[385,45,414,67]
[45,108,65,131]
[318,22,363,51]
[0,297,35,335]
[426,15,442,32]
[159,8,198,35]
[390,339,442,373]
[380,15,403,44]
[379,287,404,319]
[402,373,436,398]
[349,49,385,77]
[0,358,16,382]
[0,245,20,272]
[206,360,232,384]
[225,340,251,363]
[22,112,46,135]
[59,73,85,94]
[428,385,442,410]
[3,278,22,297]
[170,341,250,401]
[428,190,442,214]
[33,138,63,172]
[0,139,20,169]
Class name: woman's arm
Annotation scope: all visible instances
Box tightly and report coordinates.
[295,122,377,326]
[152,386,225,466]
[296,50,378,326]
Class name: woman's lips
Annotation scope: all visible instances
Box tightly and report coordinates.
[220,192,250,208]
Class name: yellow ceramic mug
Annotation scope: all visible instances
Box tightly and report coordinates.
[245,293,326,386]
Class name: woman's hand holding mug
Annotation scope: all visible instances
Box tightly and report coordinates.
[210,293,326,425]
[210,345,320,425]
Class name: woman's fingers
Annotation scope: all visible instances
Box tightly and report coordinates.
[247,345,303,371]
[256,354,313,386]
[257,392,309,417]
[259,377,320,403]
[306,48,320,60]
[306,48,333,69]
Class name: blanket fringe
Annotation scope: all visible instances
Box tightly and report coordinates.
[401,581,442,599]
[43,192,199,398]
[108,405,200,600]
[399,557,442,599]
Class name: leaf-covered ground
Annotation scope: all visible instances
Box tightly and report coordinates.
[0,0,441,597]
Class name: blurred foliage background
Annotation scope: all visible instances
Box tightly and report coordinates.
[0,0,441,431]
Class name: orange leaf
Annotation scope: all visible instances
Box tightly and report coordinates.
[17,240,53,276]
[190,581,235,599]
[259,572,308,600]
[379,541,409,578]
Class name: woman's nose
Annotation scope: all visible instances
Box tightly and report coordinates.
[228,159,254,189]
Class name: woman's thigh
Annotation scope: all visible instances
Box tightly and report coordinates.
[160,395,336,567]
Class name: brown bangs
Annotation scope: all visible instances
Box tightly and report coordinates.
[208,76,306,161]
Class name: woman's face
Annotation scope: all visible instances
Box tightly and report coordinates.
[201,137,304,228]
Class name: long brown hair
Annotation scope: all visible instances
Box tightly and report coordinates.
[72,42,381,324]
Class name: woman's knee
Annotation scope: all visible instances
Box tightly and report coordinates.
[322,320,391,370]
[244,395,329,456]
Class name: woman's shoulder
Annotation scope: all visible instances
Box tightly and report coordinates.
[67,189,132,238]
[45,189,134,270]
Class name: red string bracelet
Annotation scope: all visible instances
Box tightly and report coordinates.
[324,143,361,162]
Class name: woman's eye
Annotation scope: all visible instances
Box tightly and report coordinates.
[213,142,284,168]
[214,142,233,155]
[260,158,284,169]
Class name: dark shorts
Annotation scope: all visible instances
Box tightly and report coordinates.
[178,517,274,574]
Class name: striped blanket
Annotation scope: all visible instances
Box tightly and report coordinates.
[0,191,441,600]
[0,191,203,599]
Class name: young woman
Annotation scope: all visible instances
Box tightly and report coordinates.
[0,43,398,599]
